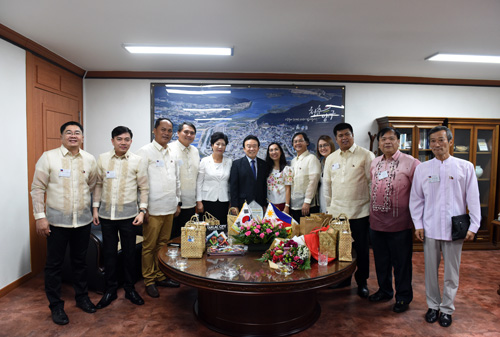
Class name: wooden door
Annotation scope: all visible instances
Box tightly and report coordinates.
[27,53,82,274]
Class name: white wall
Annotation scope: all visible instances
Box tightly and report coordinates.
[0,39,31,289]
[84,79,500,157]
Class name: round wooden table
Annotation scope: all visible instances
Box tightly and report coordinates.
[159,242,356,337]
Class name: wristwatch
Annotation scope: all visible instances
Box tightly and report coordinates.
[178,202,182,207]
[140,209,147,214]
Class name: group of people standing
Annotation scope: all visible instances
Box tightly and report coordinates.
[31,119,480,329]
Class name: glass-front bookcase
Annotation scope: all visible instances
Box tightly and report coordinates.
[376,117,500,250]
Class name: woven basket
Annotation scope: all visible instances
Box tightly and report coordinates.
[181,216,207,258]
[331,213,353,262]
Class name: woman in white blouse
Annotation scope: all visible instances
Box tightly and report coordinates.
[265,142,293,214]
[196,132,232,224]
[315,135,336,213]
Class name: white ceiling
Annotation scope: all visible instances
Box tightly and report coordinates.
[1,0,500,80]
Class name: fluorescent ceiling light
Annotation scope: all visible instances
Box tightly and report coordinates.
[195,118,233,121]
[124,45,233,56]
[166,89,231,95]
[426,53,500,64]
[165,84,231,88]
[184,108,231,112]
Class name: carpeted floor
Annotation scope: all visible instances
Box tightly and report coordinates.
[1,249,499,337]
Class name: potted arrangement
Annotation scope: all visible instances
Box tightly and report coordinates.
[232,218,288,251]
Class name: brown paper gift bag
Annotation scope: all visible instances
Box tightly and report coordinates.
[330,213,353,262]
[311,213,333,224]
[299,215,324,235]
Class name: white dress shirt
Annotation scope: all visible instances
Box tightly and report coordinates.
[93,150,149,220]
[324,143,375,219]
[290,150,321,210]
[169,140,200,209]
[31,145,97,228]
[136,140,181,216]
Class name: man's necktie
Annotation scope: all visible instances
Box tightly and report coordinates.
[251,159,257,179]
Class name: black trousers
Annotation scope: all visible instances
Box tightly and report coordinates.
[171,207,196,238]
[291,205,320,224]
[369,228,413,303]
[349,216,370,287]
[100,217,137,293]
[45,224,91,310]
[202,200,229,227]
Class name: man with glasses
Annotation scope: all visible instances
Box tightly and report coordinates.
[324,122,375,298]
[170,122,200,237]
[31,121,98,325]
[410,126,480,328]
[230,135,267,213]
[290,132,321,222]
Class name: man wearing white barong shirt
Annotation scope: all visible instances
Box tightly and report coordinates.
[290,132,321,222]
[137,118,181,298]
[410,126,480,328]
[169,122,200,238]
[92,126,148,309]
[31,121,98,325]
[324,122,375,298]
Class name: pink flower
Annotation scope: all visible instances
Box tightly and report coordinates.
[266,228,272,234]
[245,231,251,236]
[254,228,260,233]
[259,233,265,239]
[256,225,261,229]
[275,232,279,236]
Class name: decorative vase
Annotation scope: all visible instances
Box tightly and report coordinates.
[475,165,483,178]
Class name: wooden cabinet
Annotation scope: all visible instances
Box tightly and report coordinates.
[376,117,500,250]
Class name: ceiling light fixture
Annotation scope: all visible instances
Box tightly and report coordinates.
[124,45,233,56]
[166,89,231,95]
[426,53,500,64]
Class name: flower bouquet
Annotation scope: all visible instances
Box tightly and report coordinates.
[257,239,311,270]
[232,218,288,245]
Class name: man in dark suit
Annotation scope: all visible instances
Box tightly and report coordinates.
[230,135,267,214]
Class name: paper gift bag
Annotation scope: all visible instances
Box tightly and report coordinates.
[299,215,324,235]
[311,213,333,224]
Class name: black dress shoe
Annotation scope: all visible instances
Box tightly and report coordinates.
[125,290,145,305]
[146,284,159,298]
[96,292,117,309]
[357,285,369,298]
[393,301,409,313]
[368,290,392,302]
[51,307,69,325]
[76,297,96,313]
[156,279,180,288]
[439,313,452,327]
[425,308,440,323]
